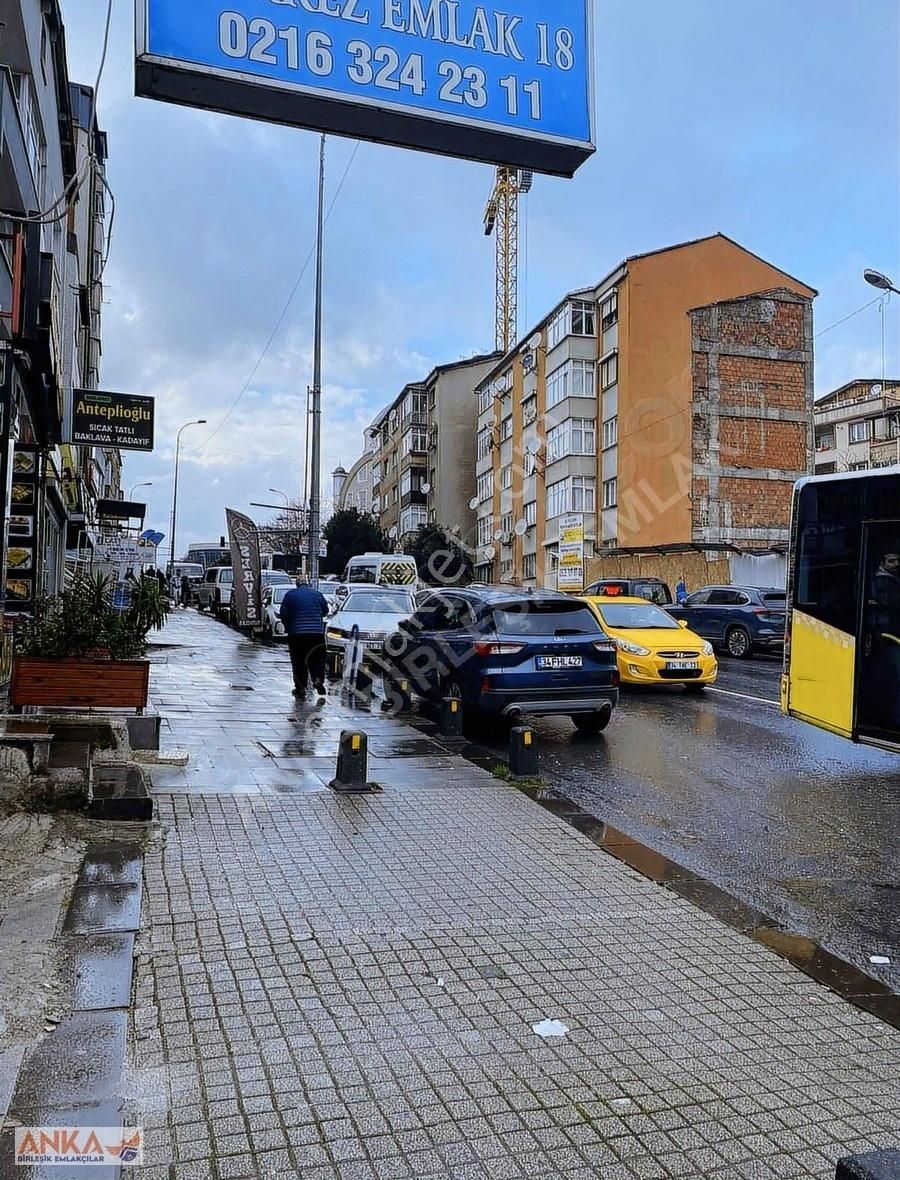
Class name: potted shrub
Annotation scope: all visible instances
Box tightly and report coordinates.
[10,573,169,711]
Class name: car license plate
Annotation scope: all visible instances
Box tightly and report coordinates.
[537,656,583,670]
[667,660,699,671]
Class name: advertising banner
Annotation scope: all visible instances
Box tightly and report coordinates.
[72,390,155,452]
[136,0,595,177]
[226,508,262,627]
[557,512,584,593]
[6,444,39,614]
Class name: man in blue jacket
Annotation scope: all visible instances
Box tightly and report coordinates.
[279,577,330,698]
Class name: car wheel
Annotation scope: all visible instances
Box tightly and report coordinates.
[725,626,752,659]
[572,710,612,734]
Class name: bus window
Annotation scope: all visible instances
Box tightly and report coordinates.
[796,522,860,637]
[857,527,900,742]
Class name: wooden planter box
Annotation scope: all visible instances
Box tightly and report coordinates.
[11,657,150,711]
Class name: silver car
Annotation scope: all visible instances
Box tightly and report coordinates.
[326,587,416,676]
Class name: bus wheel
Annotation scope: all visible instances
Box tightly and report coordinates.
[726,626,752,659]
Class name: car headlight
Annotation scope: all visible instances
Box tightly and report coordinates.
[326,628,345,641]
[616,639,651,657]
[702,642,714,656]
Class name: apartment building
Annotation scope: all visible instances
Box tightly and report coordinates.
[473,234,816,587]
[0,1,115,620]
[371,353,500,542]
[333,415,383,516]
[814,379,900,474]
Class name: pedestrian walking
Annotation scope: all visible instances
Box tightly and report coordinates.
[180,574,192,609]
[675,574,688,604]
[279,576,329,699]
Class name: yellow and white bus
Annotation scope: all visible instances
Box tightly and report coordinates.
[782,467,900,753]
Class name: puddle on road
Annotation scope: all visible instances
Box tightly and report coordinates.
[519,786,900,1031]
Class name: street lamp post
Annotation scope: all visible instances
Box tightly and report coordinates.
[168,420,206,578]
[864,270,899,388]
[864,269,900,296]
[129,481,152,500]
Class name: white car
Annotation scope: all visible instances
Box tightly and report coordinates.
[326,586,416,676]
[261,584,292,641]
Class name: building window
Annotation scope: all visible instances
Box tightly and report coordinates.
[401,470,425,496]
[815,428,835,451]
[546,364,569,410]
[524,501,537,527]
[522,395,537,426]
[523,553,537,581]
[477,516,493,546]
[602,417,618,450]
[849,420,871,444]
[547,299,597,349]
[478,387,493,414]
[572,360,595,398]
[500,416,513,442]
[850,460,869,471]
[571,300,596,337]
[524,448,537,476]
[600,353,618,390]
[603,478,618,509]
[404,429,428,455]
[546,476,596,519]
[477,428,493,460]
[500,465,513,490]
[546,418,596,463]
[477,471,494,501]
[400,507,428,534]
[500,559,514,581]
[501,512,513,538]
[600,291,618,330]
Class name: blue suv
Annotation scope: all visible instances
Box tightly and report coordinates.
[380,587,620,733]
[667,585,787,658]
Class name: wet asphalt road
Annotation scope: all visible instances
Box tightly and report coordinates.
[465,653,900,991]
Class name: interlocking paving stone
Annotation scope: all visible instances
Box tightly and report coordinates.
[132,612,900,1180]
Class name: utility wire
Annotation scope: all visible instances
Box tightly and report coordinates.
[192,140,361,453]
[815,295,883,339]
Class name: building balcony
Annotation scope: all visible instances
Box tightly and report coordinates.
[0,69,38,214]
[401,489,427,509]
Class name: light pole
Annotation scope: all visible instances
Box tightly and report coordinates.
[129,481,152,500]
[168,420,206,578]
[308,134,326,587]
[864,270,899,388]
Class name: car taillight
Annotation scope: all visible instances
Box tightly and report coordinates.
[474,642,526,656]
[611,669,620,688]
[593,641,616,653]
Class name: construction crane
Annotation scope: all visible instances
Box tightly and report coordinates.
[484,166,533,353]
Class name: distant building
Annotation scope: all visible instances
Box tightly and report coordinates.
[369,354,501,543]
[814,379,900,474]
[472,233,816,587]
[333,418,383,517]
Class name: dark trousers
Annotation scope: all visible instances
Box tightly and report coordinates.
[288,633,326,692]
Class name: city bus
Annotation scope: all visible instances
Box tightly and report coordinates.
[781,467,900,752]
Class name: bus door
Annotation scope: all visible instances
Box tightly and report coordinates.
[856,521,900,746]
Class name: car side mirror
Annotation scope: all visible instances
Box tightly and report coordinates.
[679,619,689,629]
[398,619,412,633]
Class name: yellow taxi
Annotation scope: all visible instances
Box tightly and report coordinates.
[582,596,718,689]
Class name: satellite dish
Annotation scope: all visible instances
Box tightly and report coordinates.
[468,496,479,510]
[872,383,883,396]
[421,483,432,494]
[514,519,528,537]
[525,437,542,456]
[494,529,503,541]
[389,526,398,539]
[485,545,497,560]
[527,333,542,352]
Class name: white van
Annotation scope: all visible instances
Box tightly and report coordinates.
[342,553,418,588]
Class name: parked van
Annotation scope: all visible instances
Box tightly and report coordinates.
[198,566,234,619]
[342,553,418,588]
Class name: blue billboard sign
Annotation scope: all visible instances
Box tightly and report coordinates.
[136,1,595,177]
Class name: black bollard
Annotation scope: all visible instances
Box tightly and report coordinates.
[510,726,539,778]
[329,730,379,794]
[836,1152,900,1180]
[382,675,412,715]
[440,695,464,737]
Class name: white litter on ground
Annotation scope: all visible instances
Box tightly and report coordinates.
[532,1019,569,1038]
[436,977,445,988]
[870,955,891,966]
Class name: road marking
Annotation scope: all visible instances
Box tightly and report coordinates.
[709,686,780,708]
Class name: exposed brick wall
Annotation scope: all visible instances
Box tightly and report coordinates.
[720,418,807,471]
[691,287,814,549]
[718,356,805,411]
[719,477,794,529]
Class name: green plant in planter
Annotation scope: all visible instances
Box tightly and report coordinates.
[15,573,170,660]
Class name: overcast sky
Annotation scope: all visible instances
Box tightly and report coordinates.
[60,0,900,554]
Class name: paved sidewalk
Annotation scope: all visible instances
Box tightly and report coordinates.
[131,611,899,1180]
